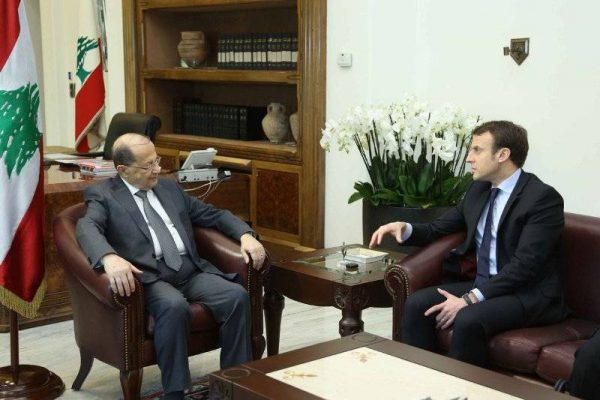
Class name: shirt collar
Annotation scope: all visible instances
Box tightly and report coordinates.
[494,168,522,195]
[121,176,147,196]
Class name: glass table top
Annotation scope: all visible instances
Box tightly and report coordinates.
[293,246,396,276]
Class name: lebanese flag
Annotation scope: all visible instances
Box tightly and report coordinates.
[74,0,105,153]
[0,0,45,318]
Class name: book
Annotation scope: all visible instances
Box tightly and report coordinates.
[343,248,388,263]
[78,159,117,176]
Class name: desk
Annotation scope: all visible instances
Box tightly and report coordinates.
[210,333,572,400]
[0,165,250,331]
[262,243,405,356]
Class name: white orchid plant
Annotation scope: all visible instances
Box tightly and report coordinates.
[321,95,480,208]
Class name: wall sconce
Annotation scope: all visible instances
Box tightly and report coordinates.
[503,38,530,65]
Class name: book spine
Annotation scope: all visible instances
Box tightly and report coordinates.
[291,34,298,70]
[283,33,292,70]
[227,34,235,69]
[243,34,252,69]
[267,34,275,70]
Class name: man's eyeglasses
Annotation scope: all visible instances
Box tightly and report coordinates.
[127,157,162,171]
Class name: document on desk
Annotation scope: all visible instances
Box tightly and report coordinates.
[43,153,95,165]
[267,347,522,400]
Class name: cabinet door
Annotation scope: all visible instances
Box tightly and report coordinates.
[252,161,300,243]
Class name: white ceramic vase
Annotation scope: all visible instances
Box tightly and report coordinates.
[289,112,299,143]
[262,103,290,143]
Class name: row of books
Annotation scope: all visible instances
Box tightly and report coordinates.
[173,99,267,140]
[217,33,298,70]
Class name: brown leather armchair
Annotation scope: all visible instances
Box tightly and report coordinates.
[384,212,600,385]
[53,203,268,399]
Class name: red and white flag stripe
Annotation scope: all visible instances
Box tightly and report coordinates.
[0,0,45,318]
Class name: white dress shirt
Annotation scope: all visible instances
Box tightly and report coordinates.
[471,168,521,301]
[122,179,187,258]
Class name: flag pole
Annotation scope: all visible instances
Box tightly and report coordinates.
[10,310,18,382]
[0,311,65,398]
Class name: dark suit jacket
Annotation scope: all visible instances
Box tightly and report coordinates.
[76,176,253,284]
[406,171,569,325]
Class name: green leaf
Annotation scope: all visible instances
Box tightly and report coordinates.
[372,188,404,205]
[348,181,375,204]
[76,36,99,84]
[0,83,42,178]
[348,191,365,204]
[417,163,434,194]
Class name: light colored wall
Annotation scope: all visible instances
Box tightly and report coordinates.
[39,0,125,147]
[325,0,600,246]
[35,0,600,246]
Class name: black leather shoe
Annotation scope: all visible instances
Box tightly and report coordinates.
[554,378,569,393]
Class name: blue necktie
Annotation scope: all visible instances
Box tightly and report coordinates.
[475,188,500,288]
[135,190,182,271]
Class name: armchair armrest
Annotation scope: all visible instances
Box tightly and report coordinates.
[53,209,127,309]
[384,231,466,340]
[193,227,270,285]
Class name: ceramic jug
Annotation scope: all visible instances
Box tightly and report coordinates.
[177,31,208,68]
[289,112,299,143]
[262,103,290,143]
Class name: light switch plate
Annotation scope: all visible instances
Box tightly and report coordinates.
[337,53,352,67]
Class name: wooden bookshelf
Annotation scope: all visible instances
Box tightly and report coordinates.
[122,0,326,248]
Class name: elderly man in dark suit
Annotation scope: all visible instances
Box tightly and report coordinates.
[370,120,569,367]
[76,133,266,400]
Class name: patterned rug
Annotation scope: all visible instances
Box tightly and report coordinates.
[141,376,210,400]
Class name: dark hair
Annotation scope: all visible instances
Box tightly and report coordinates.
[472,120,529,168]
[111,140,137,168]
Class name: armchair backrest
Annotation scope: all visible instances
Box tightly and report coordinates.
[560,212,600,322]
[103,112,162,159]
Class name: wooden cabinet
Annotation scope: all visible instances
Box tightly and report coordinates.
[122,0,326,248]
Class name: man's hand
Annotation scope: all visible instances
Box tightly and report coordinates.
[424,288,468,330]
[102,253,143,297]
[240,233,266,270]
[369,222,407,248]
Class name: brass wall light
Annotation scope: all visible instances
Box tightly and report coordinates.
[503,38,530,65]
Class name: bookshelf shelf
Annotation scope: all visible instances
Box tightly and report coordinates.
[142,68,298,85]
[156,133,298,164]
[140,0,296,12]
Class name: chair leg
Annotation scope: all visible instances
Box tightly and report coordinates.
[71,350,94,390]
[120,369,143,400]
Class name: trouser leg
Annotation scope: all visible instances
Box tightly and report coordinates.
[448,293,526,367]
[182,272,252,368]
[144,280,192,393]
[401,281,472,352]
[569,329,600,399]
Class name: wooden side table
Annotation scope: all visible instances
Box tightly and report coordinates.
[262,243,405,356]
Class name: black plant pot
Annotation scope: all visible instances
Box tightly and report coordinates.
[362,200,451,254]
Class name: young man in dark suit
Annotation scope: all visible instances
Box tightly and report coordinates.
[370,120,569,367]
[76,133,266,400]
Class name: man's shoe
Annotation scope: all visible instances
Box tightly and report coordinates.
[554,378,569,393]
[163,390,185,400]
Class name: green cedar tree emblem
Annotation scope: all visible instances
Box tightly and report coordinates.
[0,83,42,178]
[76,36,99,84]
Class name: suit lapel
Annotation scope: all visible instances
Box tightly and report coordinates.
[112,176,152,241]
[498,172,529,229]
[466,182,491,245]
[152,182,194,252]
